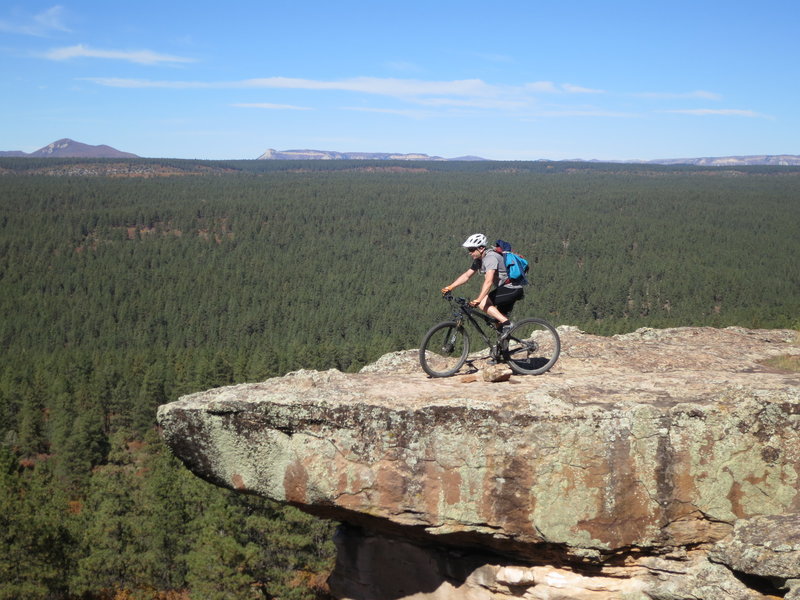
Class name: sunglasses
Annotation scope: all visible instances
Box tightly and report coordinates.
[466,247,479,252]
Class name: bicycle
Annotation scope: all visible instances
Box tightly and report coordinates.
[419,293,560,378]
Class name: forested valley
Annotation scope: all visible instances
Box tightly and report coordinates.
[2,158,799,599]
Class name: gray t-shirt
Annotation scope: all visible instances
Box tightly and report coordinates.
[472,249,514,287]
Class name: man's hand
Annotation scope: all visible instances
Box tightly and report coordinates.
[469,299,480,307]
[441,286,452,295]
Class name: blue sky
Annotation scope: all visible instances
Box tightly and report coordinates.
[1,1,798,160]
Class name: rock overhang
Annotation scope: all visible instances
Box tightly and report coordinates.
[158,327,800,562]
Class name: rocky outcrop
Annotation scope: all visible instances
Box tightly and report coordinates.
[255,148,489,161]
[157,326,800,599]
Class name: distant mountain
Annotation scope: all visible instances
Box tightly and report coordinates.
[256,148,800,166]
[646,155,800,167]
[2,140,797,166]
[4,138,139,159]
[256,148,487,161]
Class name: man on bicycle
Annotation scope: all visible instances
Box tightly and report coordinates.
[441,233,524,336]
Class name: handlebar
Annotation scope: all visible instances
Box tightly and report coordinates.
[442,292,498,329]
[442,291,467,305]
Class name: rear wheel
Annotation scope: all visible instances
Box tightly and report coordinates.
[502,318,560,375]
[419,321,470,377]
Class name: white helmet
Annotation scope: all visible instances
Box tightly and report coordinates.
[462,233,487,248]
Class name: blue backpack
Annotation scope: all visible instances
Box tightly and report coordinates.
[496,239,529,285]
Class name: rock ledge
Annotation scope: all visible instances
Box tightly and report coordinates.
[158,327,800,599]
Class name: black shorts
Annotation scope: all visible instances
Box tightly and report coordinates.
[489,286,524,314]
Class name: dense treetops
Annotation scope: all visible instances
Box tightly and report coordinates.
[1,159,798,599]
[2,160,798,357]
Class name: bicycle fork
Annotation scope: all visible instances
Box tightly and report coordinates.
[442,320,463,354]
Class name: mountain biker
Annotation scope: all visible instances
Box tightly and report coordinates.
[440,233,524,336]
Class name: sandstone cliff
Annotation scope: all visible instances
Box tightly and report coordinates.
[157,326,800,600]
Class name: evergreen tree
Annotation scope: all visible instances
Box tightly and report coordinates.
[184,489,263,600]
[0,450,75,600]
[71,431,142,597]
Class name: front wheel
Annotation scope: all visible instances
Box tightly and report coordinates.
[502,318,560,375]
[419,321,470,377]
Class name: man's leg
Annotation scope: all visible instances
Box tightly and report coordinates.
[486,287,524,325]
[477,296,508,323]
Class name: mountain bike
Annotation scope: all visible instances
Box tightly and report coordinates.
[419,293,560,378]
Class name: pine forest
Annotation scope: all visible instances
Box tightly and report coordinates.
[1,158,799,599]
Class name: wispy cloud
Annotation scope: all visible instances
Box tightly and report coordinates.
[561,83,605,94]
[524,81,559,94]
[84,75,603,112]
[241,76,500,98]
[232,103,312,111]
[44,44,194,65]
[83,75,594,100]
[414,96,528,110]
[81,77,207,88]
[637,90,722,100]
[524,81,605,94]
[79,75,664,119]
[343,106,431,119]
[662,108,767,118]
[530,109,638,118]
[0,5,70,36]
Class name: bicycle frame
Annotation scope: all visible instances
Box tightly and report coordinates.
[444,294,500,353]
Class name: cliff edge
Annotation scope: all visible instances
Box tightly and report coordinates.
[157,326,800,600]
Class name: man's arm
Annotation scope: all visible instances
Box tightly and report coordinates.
[471,268,495,305]
[443,268,476,293]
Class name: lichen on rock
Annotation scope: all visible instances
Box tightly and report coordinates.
[158,326,800,599]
